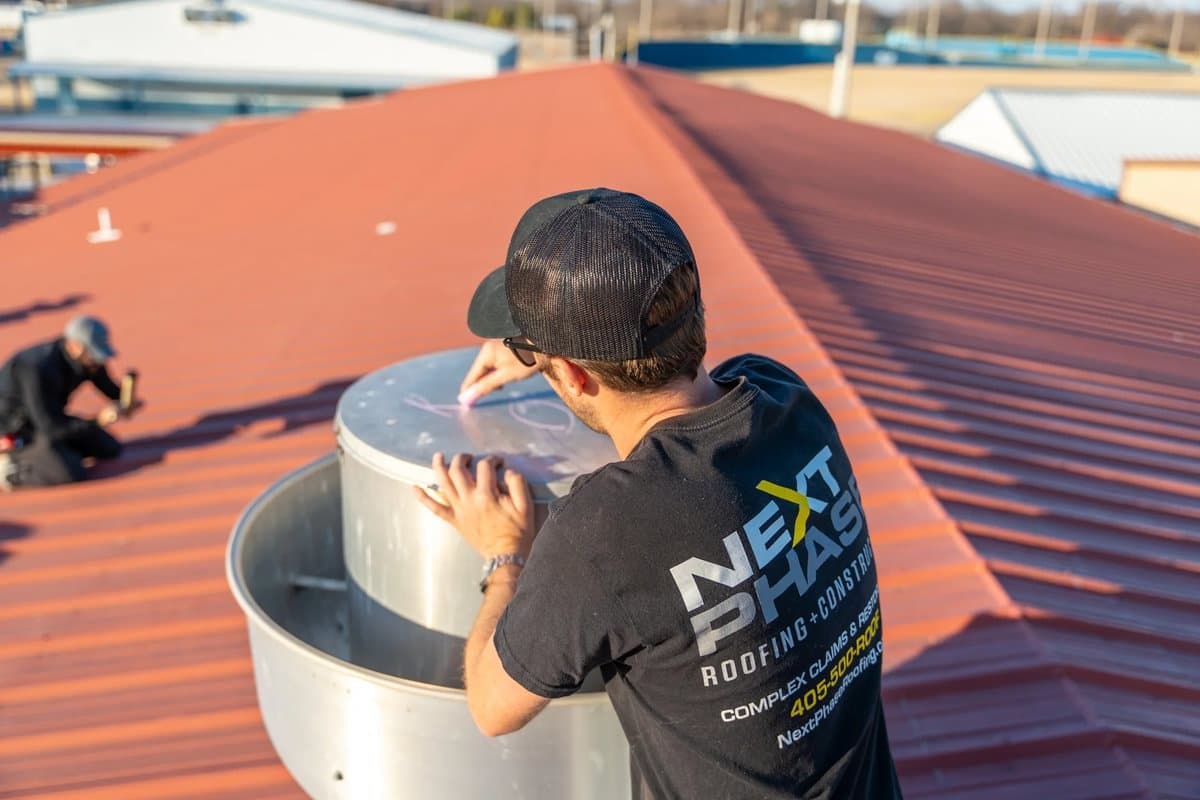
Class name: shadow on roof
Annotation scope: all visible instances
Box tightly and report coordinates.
[90,378,355,480]
[0,519,32,568]
[881,612,1156,796]
[0,294,92,327]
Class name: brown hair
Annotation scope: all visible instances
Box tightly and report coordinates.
[552,263,706,392]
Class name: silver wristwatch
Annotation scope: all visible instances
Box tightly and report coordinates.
[479,553,526,593]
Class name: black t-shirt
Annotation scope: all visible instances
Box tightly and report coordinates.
[495,355,903,799]
[0,338,120,441]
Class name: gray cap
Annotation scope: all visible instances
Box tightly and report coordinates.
[64,315,117,361]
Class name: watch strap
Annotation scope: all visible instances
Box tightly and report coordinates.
[479,553,526,593]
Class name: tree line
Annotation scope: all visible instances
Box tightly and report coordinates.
[382,0,1197,53]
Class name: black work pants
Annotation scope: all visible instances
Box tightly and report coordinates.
[9,424,122,487]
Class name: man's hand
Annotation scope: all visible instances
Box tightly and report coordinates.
[98,399,145,427]
[96,405,121,427]
[412,452,536,558]
[458,341,538,408]
[413,452,549,737]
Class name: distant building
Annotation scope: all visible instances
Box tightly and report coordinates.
[540,13,575,35]
[796,20,841,46]
[1119,159,1200,228]
[11,0,518,115]
[0,2,21,34]
[884,32,1189,71]
[0,0,46,53]
[936,88,1200,201]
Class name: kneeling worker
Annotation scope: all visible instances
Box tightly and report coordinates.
[0,315,139,490]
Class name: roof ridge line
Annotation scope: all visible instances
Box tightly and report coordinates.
[615,65,1015,612]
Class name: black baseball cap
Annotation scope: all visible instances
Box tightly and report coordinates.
[467,188,699,362]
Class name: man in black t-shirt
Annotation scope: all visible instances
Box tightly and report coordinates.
[414,189,903,799]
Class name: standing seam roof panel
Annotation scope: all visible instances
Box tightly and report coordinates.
[628,66,1200,799]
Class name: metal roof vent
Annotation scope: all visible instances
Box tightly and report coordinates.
[227,348,629,799]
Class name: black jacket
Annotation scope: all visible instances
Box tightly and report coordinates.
[0,338,120,442]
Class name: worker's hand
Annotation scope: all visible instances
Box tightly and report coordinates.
[96,405,120,427]
[412,452,535,559]
[458,341,538,408]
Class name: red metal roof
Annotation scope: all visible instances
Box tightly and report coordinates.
[627,67,1200,798]
[0,64,1195,798]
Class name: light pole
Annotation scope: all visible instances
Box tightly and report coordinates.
[603,13,617,60]
[1078,0,1097,57]
[1168,4,1184,58]
[905,0,919,34]
[639,0,652,39]
[925,0,940,43]
[543,0,556,55]
[728,0,743,33]
[828,0,860,119]
[1034,0,1052,60]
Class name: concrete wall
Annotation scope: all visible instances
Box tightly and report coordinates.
[1119,160,1200,228]
[24,0,503,80]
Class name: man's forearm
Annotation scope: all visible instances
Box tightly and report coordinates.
[92,368,121,401]
[464,564,543,736]
[415,453,546,735]
[464,564,522,688]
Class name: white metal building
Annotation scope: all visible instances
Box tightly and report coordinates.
[12,0,518,114]
[935,88,1200,199]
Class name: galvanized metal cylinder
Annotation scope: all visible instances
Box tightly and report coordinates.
[227,455,631,800]
[335,347,617,684]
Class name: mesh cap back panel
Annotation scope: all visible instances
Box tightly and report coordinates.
[506,193,695,361]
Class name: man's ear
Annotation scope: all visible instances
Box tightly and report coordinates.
[553,358,592,397]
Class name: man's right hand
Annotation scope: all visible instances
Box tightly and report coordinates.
[98,399,144,427]
[458,341,538,407]
[97,405,120,427]
[412,452,536,560]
